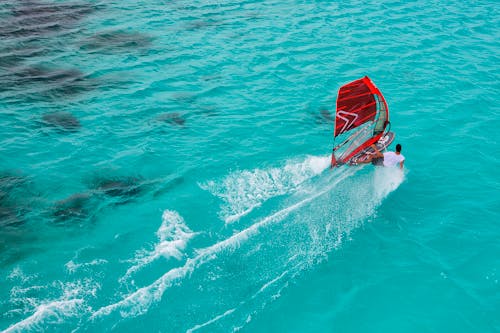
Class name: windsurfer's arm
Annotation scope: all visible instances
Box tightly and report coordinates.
[399,160,404,169]
[371,144,383,158]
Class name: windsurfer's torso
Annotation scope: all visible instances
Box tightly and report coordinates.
[382,152,405,167]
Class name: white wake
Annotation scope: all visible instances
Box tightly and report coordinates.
[200,155,331,224]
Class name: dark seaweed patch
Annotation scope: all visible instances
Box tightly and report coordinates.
[153,176,184,198]
[156,112,186,126]
[0,206,24,227]
[80,31,152,53]
[172,92,198,105]
[0,174,27,193]
[99,180,141,198]
[0,173,32,227]
[0,0,95,39]
[13,67,84,84]
[51,193,93,223]
[41,111,81,132]
[0,65,97,100]
[12,1,93,18]
[185,19,222,31]
[0,1,101,100]
[0,45,46,69]
[91,176,146,201]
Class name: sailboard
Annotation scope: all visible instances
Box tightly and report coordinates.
[330,76,393,167]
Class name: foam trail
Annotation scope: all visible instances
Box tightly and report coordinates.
[254,270,289,296]
[65,259,108,274]
[7,267,37,284]
[3,277,100,333]
[373,166,405,199]
[121,210,196,282]
[186,308,236,333]
[92,167,355,319]
[200,155,331,224]
[188,167,406,332]
[2,300,85,333]
[187,270,290,333]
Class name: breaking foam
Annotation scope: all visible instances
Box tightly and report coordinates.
[120,210,197,283]
[65,259,108,274]
[3,299,86,333]
[200,155,331,224]
[3,278,99,333]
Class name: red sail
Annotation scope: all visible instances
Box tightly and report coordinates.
[330,76,390,166]
[334,76,383,137]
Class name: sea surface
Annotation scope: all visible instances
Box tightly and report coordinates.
[0,0,499,332]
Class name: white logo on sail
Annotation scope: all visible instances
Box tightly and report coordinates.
[337,110,359,133]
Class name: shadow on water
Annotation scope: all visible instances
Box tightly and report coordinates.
[311,108,334,124]
[79,30,152,54]
[320,108,334,122]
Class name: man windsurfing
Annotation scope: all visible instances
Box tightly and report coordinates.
[360,143,405,169]
[329,76,393,168]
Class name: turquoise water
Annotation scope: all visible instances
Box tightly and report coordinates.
[1,0,499,332]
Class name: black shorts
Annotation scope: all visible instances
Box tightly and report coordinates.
[371,157,384,166]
